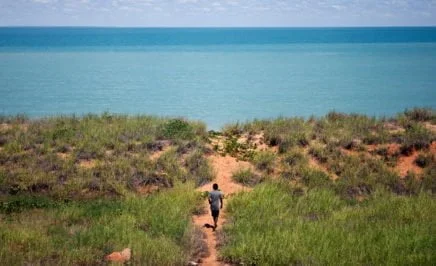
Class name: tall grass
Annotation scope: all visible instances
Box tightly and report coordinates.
[221,182,436,265]
[0,183,202,265]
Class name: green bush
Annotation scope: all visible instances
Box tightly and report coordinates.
[161,119,195,140]
[251,151,276,173]
[232,169,263,186]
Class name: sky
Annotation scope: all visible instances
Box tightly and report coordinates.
[0,0,435,27]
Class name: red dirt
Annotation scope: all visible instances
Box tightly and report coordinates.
[430,141,436,154]
[303,147,338,180]
[396,151,422,177]
[192,155,252,266]
[105,248,131,263]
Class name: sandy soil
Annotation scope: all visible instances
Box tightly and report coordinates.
[192,155,253,266]
[78,159,97,169]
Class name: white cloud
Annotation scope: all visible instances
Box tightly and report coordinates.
[178,0,199,4]
[31,0,57,3]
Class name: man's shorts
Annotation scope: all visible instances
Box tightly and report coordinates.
[211,210,220,218]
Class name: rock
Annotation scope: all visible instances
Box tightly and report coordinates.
[105,248,131,263]
[188,261,199,266]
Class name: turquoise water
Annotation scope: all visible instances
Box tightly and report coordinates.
[1,28,435,129]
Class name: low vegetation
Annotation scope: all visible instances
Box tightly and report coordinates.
[221,183,435,265]
[219,108,436,265]
[0,108,435,264]
[0,114,212,264]
[0,183,203,265]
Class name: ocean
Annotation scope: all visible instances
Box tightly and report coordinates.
[0,27,435,129]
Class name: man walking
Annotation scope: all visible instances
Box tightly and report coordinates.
[208,183,223,231]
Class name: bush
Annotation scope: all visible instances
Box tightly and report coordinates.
[161,119,195,140]
[400,124,434,154]
[404,107,435,122]
[232,169,263,186]
[414,154,434,168]
[301,168,331,189]
[251,151,276,173]
[282,150,308,167]
[184,149,215,186]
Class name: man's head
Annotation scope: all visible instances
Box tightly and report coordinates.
[213,183,218,190]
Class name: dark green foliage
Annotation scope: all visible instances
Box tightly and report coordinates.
[161,119,195,140]
[0,195,59,213]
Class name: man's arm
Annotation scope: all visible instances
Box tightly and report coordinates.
[220,194,223,209]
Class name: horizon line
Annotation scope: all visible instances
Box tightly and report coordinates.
[1,25,436,29]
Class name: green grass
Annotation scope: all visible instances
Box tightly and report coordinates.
[231,168,264,187]
[221,182,436,265]
[0,109,435,265]
[0,183,202,265]
[0,114,212,199]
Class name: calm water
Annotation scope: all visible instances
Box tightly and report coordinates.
[1,27,436,129]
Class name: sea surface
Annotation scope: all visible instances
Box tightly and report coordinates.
[1,27,435,129]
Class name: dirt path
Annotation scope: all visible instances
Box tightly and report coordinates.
[192,155,253,266]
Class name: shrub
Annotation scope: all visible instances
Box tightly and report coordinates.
[184,149,215,186]
[400,123,434,154]
[251,151,276,173]
[414,154,434,168]
[161,119,195,140]
[282,150,308,167]
[232,169,263,186]
[404,107,435,122]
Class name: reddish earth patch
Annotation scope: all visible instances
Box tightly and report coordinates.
[105,248,131,263]
[430,141,436,154]
[192,155,252,266]
[386,143,401,155]
[303,147,338,180]
[396,151,422,177]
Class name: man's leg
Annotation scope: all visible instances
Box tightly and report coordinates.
[213,216,218,230]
